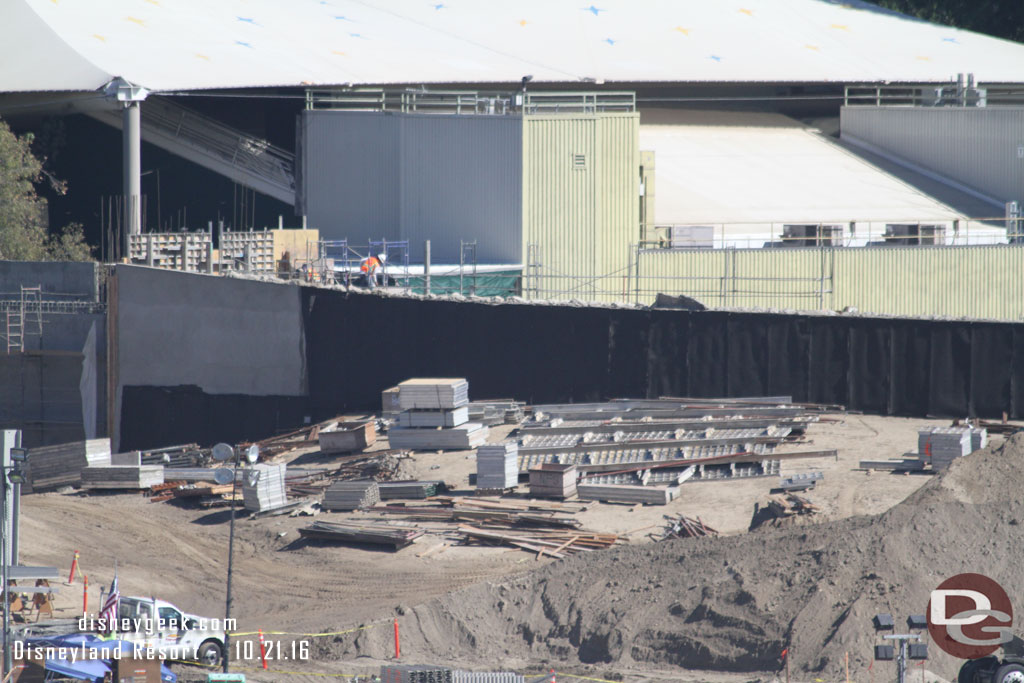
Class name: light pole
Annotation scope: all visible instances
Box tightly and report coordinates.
[211,443,259,673]
[2,447,28,680]
[873,613,929,683]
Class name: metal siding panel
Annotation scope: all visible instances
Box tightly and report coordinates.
[301,111,400,245]
[398,114,522,264]
[841,106,1024,205]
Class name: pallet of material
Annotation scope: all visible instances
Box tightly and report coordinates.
[528,463,577,499]
[476,442,519,490]
[377,481,440,500]
[242,463,288,512]
[576,483,678,505]
[398,407,469,428]
[23,439,112,492]
[778,471,823,491]
[319,420,377,454]
[918,427,971,470]
[322,480,380,510]
[398,378,470,410]
[387,423,488,451]
[81,465,164,490]
[298,521,423,548]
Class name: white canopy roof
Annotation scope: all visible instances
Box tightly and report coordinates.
[3,0,1024,93]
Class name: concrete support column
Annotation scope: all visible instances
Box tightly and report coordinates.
[123,100,142,247]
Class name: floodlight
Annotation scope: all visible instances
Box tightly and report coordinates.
[908,643,928,660]
[9,448,27,463]
[907,615,928,630]
[246,445,259,464]
[874,645,895,661]
[212,443,234,462]
[7,470,26,485]
[213,468,234,486]
[873,613,895,631]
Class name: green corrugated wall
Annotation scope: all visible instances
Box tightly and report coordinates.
[636,245,1024,320]
[522,112,639,301]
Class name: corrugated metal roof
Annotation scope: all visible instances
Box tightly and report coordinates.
[3,0,1024,93]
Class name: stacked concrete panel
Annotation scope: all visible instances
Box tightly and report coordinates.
[971,427,988,452]
[576,483,678,505]
[476,442,519,490]
[80,465,164,490]
[24,439,112,492]
[242,463,288,512]
[389,378,488,450]
[323,480,380,511]
[918,427,971,470]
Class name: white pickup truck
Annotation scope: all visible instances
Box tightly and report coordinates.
[114,596,228,667]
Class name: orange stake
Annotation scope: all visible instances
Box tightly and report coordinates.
[393,618,400,659]
[258,629,268,670]
[68,550,80,585]
[82,575,88,615]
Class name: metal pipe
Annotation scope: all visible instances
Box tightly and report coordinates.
[223,456,240,673]
[424,241,431,295]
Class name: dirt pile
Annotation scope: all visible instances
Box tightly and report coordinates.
[334,435,1024,680]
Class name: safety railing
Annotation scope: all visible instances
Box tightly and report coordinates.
[522,91,636,114]
[304,89,636,115]
[843,81,1024,107]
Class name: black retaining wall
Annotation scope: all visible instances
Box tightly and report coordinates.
[121,287,1024,449]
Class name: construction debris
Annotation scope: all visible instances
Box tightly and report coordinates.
[456,525,619,558]
[298,521,423,549]
[750,492,820,531]
[322,480,381,511]
[656,514,719,540]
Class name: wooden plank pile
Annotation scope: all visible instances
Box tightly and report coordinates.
[23,439,111,492]
[657,514,719,540]
[298,521,423,549]
[576,483,678,505]
[377,481,440,500]
[476,442,519,490]
[528,463,577,499]
[242,463,288,512]
[81,465,164,490]
[388,378,489,450]
[457,524,619,558]
[767,492,820,518]
[322,480,380,511]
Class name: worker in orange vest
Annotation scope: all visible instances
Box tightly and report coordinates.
[360,252,386,289]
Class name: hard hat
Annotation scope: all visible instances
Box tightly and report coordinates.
[378,253,387,263]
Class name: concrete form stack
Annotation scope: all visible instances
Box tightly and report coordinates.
[476,441,519,490]
[576,483,678,505]
[81,464,164,490]
[387,379,489,450]
[971,427,988,452]
[918,427,972,471]
[23,439,112,493]
[322,480,380,511]
[242,463,288,512]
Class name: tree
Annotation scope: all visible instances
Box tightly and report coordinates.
[0,117,93,262]
[873,1,1024,43]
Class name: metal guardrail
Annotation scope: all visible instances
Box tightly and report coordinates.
[305,89,636,114]
[141,98,295,197]
[843,82,1024,107]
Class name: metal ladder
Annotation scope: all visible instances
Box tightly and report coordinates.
[5,286,42,353]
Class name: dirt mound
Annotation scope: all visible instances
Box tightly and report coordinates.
[331,435,1024,680]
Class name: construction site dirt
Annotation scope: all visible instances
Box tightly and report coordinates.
[18,413,1014,682]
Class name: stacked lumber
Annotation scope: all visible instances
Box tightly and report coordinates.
[476,442,519,490]
[528,463,577,499]
[377,481,440,500]
[457,524,619,558]
[657,514,719,540]
[81,465,164,490]
[23,439,111,492]
[322,480,380,511]
[298,521,423,549]
[576,483,678,505]
[398,378,469,409]
[242,463,288,512]
[388,423,489,450]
